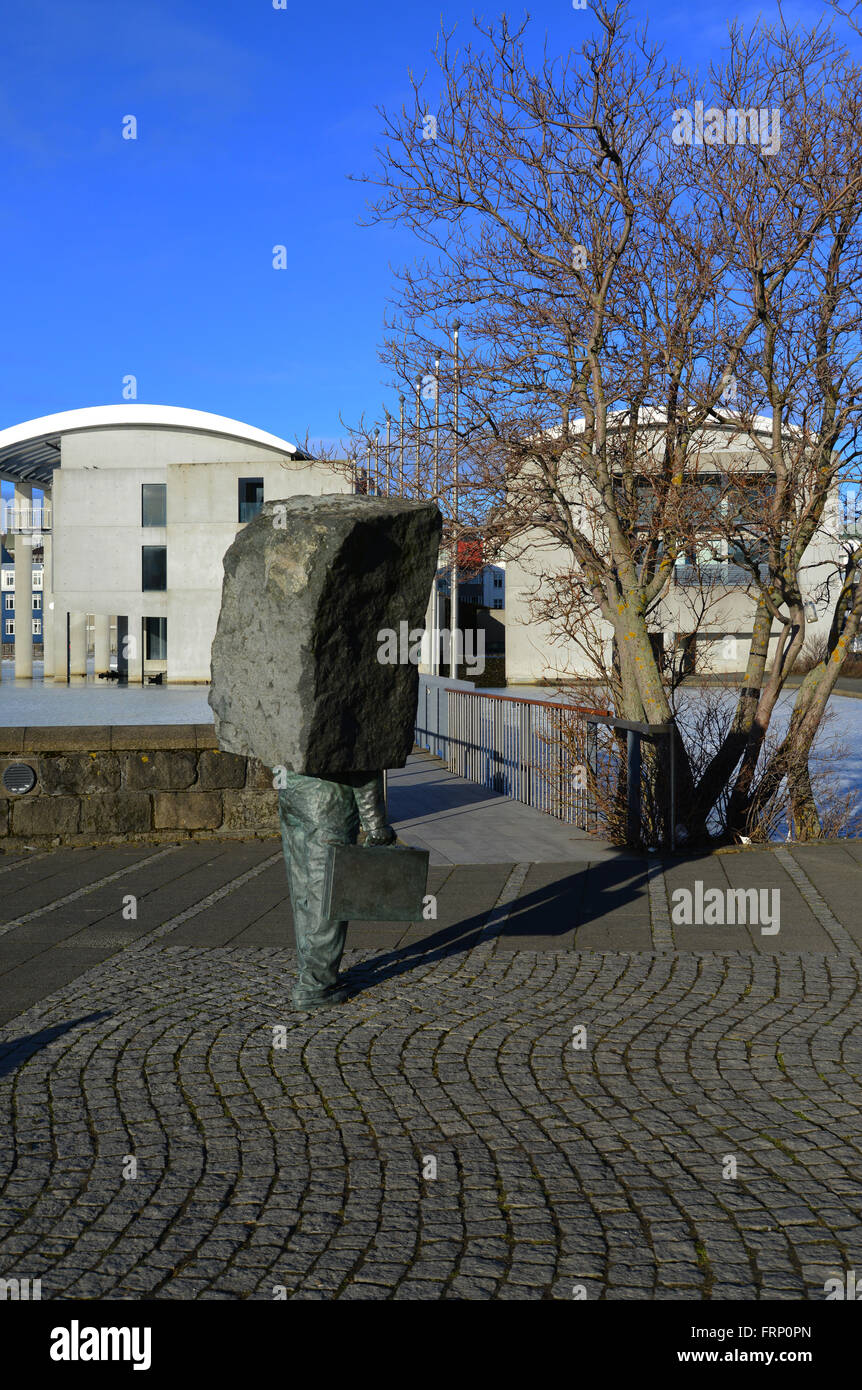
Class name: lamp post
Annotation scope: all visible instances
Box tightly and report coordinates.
[432,355,441,674]
[385,412,392,496]
[415,376,422,498]
[398,393,405,495]
[449,321,460,679]
[373,427,380,496]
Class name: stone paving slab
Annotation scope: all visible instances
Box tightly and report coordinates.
[3,831,862,1030]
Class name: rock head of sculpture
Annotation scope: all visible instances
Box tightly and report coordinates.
[208,494,442,775]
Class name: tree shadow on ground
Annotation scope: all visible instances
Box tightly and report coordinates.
[339,850,714,996]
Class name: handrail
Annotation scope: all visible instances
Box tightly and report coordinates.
[441,685,608,717]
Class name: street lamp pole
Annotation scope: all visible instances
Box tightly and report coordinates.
[432,355,441,675]
[398,393,405,495]
[385,412,392,496]
[449,322,460,679]
[415,376,422,498]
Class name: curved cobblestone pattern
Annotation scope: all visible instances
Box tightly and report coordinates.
[1,945,861,1300]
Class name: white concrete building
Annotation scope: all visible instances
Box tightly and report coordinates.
[0,405,352,683]
[505,416,843,684]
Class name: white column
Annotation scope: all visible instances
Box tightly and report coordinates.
[54,607,69,681]
[94,613,110,674]
[127,613,143,683]
[69,611,87,677]
[13,483,33,678]
[41,523,53,678]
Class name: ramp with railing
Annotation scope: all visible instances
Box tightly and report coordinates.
[414,676,606,831]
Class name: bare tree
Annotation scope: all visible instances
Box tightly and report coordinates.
[350,2,862,843]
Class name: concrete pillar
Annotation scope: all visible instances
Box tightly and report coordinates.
[41,523,53,678]
[127,614,143,683]
[69,612,87,677]
[94,613,110,675]
[53,607,69,681]
[13,482,33,678]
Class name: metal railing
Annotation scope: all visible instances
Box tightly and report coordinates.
[0,503,52,533]
[586,716,676,850]
[414,677,606,830]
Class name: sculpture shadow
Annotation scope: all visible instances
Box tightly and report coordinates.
[0,1011,112,1080]
[339,853,692,994]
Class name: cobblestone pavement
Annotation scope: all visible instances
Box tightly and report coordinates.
[2,938,862,1300]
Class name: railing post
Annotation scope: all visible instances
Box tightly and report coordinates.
[626,729,642,847]
[590,719,601,832]
[668,727,676,852]
[519,702,530,804]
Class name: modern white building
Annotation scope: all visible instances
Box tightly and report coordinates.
[505,416,844,684]
[0,404,352,683]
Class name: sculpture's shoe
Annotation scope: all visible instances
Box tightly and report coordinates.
[292,986,350,1011]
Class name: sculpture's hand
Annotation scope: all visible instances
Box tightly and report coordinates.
[354,774,396,846]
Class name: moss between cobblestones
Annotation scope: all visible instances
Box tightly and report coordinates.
[694,1242,715,1296]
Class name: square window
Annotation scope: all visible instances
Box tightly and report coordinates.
[5,620,14,636]
[142,546,167,591]
[4,594,11,610]
[238,477,264,523]
[32,618,41,636]
[142,483,167,527]
[33,594,42,610]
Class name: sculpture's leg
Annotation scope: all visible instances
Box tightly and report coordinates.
[278,773,360,1009]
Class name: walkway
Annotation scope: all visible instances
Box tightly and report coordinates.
[2,753,862,1299]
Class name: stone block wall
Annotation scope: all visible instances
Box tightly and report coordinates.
[0,725,280,847]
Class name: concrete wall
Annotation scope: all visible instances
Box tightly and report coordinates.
[505,433,844,684]
[0,725,280,846]
[51,427,352,681]
[165,457,351,682]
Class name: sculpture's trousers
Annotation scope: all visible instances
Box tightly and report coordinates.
[277,773,360,1007]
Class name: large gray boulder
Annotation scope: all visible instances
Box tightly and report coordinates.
[209,494,441,775]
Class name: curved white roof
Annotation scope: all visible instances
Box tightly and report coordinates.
[0,404,306,487]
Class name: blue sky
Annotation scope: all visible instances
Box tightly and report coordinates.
[0,0,838,486]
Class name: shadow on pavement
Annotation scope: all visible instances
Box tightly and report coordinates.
[0,1011,112,1079]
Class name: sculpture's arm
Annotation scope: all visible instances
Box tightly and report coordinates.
[353,774,396,846]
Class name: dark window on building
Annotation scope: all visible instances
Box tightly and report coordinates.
[238,477,264,523]
[144,616,167,660]
[676,633,698,676]
[142,483,167,527]
[142,546,167,591]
